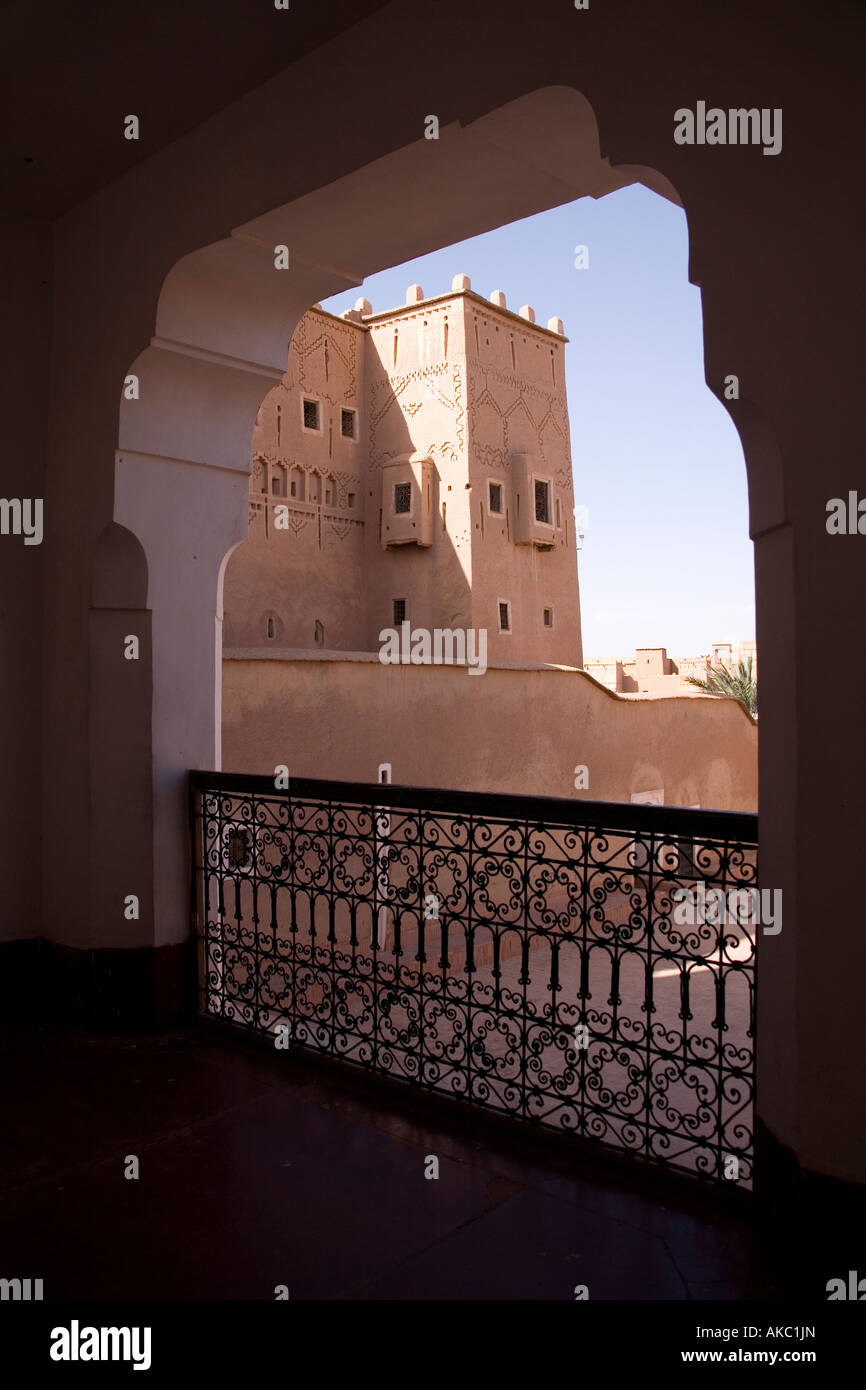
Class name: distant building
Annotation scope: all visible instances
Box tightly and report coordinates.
[584,641,757,695]
[223,276,583,667]
[221,281,756,814]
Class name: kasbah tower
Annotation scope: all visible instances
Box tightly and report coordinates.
[223,273,583,669]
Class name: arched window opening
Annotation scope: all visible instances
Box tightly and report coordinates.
[289,466,305,500]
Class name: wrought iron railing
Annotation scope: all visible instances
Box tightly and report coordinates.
[190,774,757,1185]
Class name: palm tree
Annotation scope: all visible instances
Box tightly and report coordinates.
[685,654,757,717]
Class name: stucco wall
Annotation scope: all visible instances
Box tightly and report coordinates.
[222,653,757,812]
[464,297,582,666]
[364,297,474,644]
[223,288,584,666]
[223,308,367,651]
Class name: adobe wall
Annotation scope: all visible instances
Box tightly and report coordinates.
[223,308,367,651]
[364,296,473,642]
[585,646,756,696]
[464,297,582,666]
[362,287,583,664]
[225,287,585,665]
[222,653,757,812]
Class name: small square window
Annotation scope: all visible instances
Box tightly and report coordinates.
[393,598,406,625]
[347,492,356,508]
[488,481,503,514]
[303,398,320,431]
[341,408,357,439]
[394,483,411,514]
[535,479,551,524]
[543,607,553,628]
[227,828,249,867]
[498,601,511,633]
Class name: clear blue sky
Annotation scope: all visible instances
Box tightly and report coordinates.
[323,183,755,658]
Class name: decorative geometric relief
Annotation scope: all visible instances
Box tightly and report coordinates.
[453,362,465,455]
[369,361,466,471]
[503,397,538,454]
[250,455,268,497]
[472,396,506,458]
[422,440,459,468]
[538,411,568,468]
[276,506,314,536]
[292,311,358,403]
[474,443,507,472]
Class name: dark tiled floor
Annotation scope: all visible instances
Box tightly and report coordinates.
[0,1028,854,1300]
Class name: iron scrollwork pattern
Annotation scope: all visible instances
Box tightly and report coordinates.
[190,774,757,1186]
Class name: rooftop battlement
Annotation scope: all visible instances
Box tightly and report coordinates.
[326,274,567,340]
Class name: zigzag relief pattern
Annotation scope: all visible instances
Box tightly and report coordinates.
[423,440,459,469]
[473,442,507,472]
[472,446,569,488]
[292,312,359,402]
[369,360,451,410]
[369,373,410,429]
[469,366,569,417]
[453,362,465,455]
[334,474,354,509]
[297,330,356,385]
[369,360,466,470]
[468,364,569,472]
